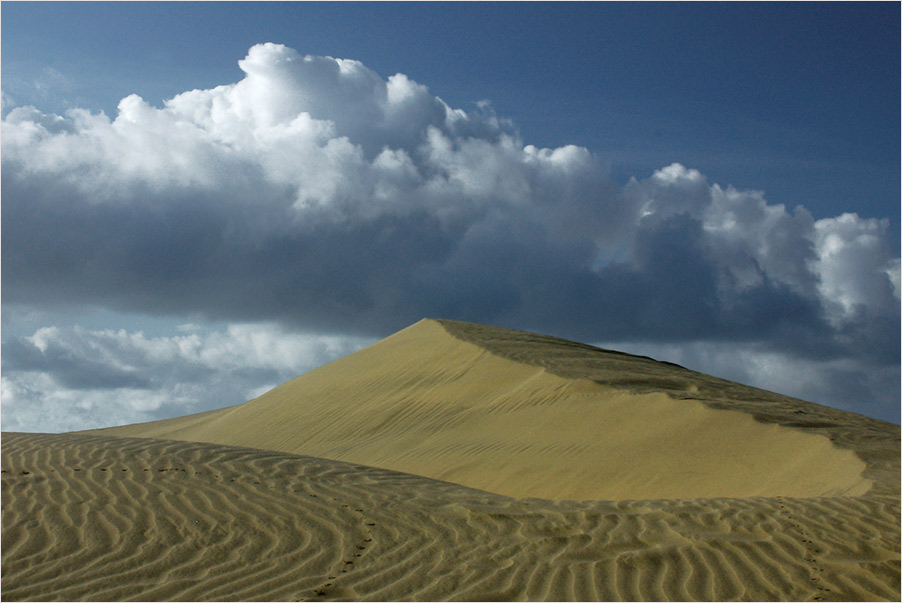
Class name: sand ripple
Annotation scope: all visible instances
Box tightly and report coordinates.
[3,433,898,601]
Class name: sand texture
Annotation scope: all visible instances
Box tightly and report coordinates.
[3,432,899,601]
[3,318,900,600]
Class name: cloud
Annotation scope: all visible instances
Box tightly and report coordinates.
[603,339,900,423]
[1,322,372,432]
[1,43,627,335]
[2,43,899,425]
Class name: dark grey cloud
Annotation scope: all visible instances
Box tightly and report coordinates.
[3,167,894,358]
[2,43,898,425]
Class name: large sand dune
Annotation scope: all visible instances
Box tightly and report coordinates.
[3,318,900,601]
[87,319,883,500]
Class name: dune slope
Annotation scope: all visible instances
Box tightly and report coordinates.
[91,318,889,501]
[3,432,899,602]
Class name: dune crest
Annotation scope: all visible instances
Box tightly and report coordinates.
[91,319,876,501]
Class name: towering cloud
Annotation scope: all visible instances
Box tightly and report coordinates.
[3,43,899,428]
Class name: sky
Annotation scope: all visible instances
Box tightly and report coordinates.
[2,1,899,430]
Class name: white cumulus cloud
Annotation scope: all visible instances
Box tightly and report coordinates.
[2,43,898,426]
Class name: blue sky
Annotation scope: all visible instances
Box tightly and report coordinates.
[4,2,899,225]
[2,2,899,429]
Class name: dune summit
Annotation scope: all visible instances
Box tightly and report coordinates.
[4,318,900,601]
[93,318,881,501]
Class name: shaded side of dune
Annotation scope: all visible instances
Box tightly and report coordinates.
[2,433,899,602]
[87,319,875,501]
[436,319,902,496]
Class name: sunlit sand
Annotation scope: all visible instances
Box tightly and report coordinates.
[3,319,899,601]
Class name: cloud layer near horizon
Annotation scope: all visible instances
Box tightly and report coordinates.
[1,322,371,432]
[3,43,899,427]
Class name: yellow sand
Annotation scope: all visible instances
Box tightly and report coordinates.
[94,319,870,501]
[4,318,899,601]
[2,433,899,601]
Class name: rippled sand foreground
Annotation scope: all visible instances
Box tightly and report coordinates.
[2,433,898,601]
[2,319,899,600]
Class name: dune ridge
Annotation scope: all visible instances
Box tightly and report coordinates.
[436,319,900,496]
[88,319,880,501]
[3,432,899,602]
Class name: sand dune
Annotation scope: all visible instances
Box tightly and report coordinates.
[3,318,900,600]
[3,432,899,601]
[89,319,883,501]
